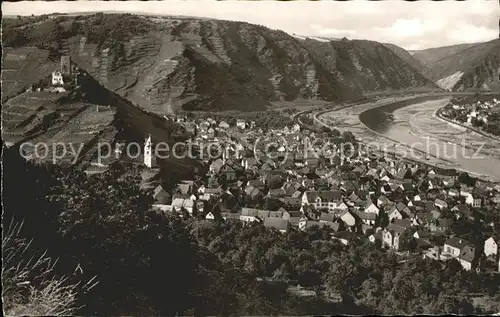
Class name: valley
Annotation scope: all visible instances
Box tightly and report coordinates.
[2,5,500,317]
[2,12,499,179]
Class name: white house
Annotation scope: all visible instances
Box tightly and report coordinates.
[382,224,407,250]
[443,237,476,270]
[301,190,343,212]
[364,201,380,215]
[484,236,499,257]
[465,193,482,208]
[387,206,403,222]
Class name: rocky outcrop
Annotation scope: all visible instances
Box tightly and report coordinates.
[411,40,500,91]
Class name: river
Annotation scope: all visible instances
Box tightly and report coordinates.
[359,98,500,181]
[318,95,500,182]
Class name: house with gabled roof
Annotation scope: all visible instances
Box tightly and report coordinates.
[443,237,474,258]
[200,186,223,201]
[434,198,448,210]
[387,205,403,222]
[369,229,383,245]
[443,237,477,271]
[395,201,410,215]
[415,212,433,226]
[268,187,286,198]
[205,211,217,220]
[244,185,263,201]
[393,218,412,229]
[221,211,241,221]
[380,184,392,195]
[171,197,195,215]
[210,158,224,174]
[459,245,476,271]
[264,218,289,233]
[332,231,358,245]
[283,196,302,210]
[298,218,325,231]
[484,235,500,257]
[413,230,431,241]
[240,208,261,223]
[153,184,171,203]
[282,210,303,226]
[465,191,483,208]
[363,200,380,215]
[452,204,473,220]
[356,211,377,226]
[377,195,392,207]
[349,190,369,204]
[338,210,356,227]
[396,168,412,180]
[302,190,343,211]
[319,212,336,223]
[269,209,284,218]
[428,217,450,232]
[383,223,409,250]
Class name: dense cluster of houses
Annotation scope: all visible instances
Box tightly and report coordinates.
[441,97,500,134]
[145,115,500,273]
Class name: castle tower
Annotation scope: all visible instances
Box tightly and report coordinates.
[61,55,71,75]
[144,134,156,168]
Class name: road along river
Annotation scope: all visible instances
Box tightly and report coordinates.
[317,95,500,182]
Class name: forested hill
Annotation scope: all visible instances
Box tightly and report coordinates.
[3,13,437,113]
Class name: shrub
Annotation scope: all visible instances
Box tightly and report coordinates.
[2,221,98,316]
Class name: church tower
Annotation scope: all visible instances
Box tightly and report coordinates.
[144,134,156,168]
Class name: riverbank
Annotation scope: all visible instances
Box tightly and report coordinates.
[313,98,461,174]
[314,95,500,183]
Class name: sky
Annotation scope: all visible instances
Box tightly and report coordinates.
[3,0,499,50]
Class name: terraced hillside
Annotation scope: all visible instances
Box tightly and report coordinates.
[2,89,119,166]
[410,40,500,91]
[301,38,438,93]
[2,47,59,102]
[3,13,440,113]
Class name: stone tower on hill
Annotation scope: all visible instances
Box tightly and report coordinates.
[61,55,71,74]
